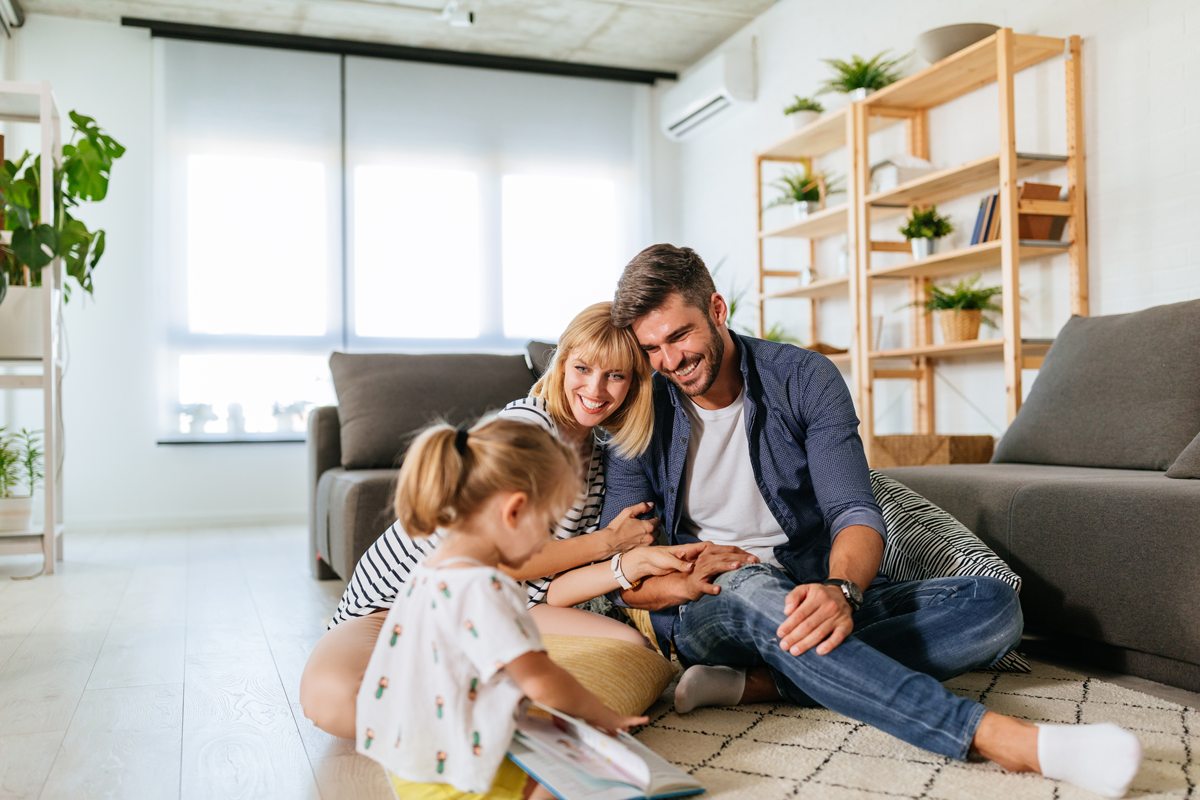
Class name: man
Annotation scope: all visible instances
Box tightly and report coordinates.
[599,244,1141,796]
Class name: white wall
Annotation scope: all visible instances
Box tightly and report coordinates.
[2,15,308,529]
[663,0,1200,436]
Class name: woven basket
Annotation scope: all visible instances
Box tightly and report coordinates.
[939,309,982,342]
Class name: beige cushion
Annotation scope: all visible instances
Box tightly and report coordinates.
[542,634,678,717]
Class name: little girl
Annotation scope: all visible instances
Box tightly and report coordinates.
[356,417,691,799]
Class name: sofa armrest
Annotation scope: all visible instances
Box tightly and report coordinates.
[308,406,342,579]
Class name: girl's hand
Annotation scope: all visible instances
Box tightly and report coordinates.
[625,542,708,581]
[586,707,650,737]
[601,502,660,556]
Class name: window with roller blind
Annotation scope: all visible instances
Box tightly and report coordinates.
[156,40,647,442]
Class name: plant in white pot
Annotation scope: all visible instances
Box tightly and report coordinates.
[817,50,910,101]
[0,427,43,532]
[0,111,126,358]
[899,205,954,259]
[765,166,843,221]
[783,95,824,130]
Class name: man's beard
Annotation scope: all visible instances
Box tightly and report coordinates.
[669,318,725,398]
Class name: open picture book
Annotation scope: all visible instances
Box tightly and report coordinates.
[507,705,705,800]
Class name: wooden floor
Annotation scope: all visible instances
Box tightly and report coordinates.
[0,526,392,800]
[2,526,1197,800]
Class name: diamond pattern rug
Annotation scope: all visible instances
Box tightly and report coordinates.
[634,662,1198,799]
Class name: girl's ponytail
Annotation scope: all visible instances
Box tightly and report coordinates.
[393,417,580,537]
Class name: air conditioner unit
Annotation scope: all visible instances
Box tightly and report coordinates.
[0,0,24,32]
[660,48,754,141]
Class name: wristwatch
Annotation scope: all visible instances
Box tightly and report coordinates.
[821,579,863,612]
[611,552,641,590]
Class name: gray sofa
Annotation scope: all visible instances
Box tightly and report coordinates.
[882,299,1200,692]
[309,351,540,581]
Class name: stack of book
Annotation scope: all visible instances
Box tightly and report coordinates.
[969,183,1068,245]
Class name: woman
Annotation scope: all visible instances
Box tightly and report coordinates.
[301,301,679,739]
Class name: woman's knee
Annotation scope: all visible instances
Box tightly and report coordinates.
[299,612,385,738]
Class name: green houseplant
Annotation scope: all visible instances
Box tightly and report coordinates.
[765,166,844,220]
[0,427,43,532]
[818,50,910,100]
[783,95,825,130]
[899,205,954,259]
[911,275,1003,343]
[0,111,126,303]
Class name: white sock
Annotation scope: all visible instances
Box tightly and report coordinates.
[1036,723,1142,798]
[674,665,746,714]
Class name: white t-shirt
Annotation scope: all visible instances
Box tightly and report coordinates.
[679,388,787,568]
[356,563,544,793]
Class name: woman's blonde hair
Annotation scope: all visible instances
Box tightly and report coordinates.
[531,301,654,459]
[395,417,581,537]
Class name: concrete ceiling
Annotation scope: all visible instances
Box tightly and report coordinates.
[22,0,780,74]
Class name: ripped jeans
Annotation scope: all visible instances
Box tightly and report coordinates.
[673,565,1023,760]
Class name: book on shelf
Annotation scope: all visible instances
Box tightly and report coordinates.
[969,197,987,245]
[508,705,705,800]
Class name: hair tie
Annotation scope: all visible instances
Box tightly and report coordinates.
[454,428,469,455]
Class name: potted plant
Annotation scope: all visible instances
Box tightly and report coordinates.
[899,205,954,259]
[0,427,43,532]
[765,166,843,220]
[913,275,1003,343]
[783,96,825,130]
[0,111,126,358]
[818,50,910,100]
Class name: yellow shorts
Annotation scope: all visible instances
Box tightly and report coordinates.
[389,757,529,800]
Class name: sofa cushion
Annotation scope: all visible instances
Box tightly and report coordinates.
[525,340,556,379]
[1166,431,1200,479]
[329,352,536,470]
[992,299,1200,470]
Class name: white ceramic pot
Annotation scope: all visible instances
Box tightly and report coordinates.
[848,87,876,101]
[0,496,35,532]
[793,201,820,220]
[789,110,820,130]
[0,286,43,358]
[910,238,938,259]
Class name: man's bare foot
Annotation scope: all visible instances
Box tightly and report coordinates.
[741,666,781,704]
[971,711,1039,772]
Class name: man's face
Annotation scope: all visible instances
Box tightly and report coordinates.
[630,292,725,397]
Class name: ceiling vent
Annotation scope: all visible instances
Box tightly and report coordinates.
[660,47,754,141]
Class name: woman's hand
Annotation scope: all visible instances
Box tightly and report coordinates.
[599,502,660,557]
[622,542,708,582]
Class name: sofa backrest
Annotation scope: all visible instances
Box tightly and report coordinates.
[329,352,537,470]
[992,298,1200,471]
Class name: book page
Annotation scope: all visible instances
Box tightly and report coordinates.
[517,718,637,785]
[509,737,643,800]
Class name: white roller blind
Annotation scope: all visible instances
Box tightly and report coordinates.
[344,57,644,349]
[157,40,342,441]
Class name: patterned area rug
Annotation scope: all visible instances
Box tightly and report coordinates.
[634,662,1198,799]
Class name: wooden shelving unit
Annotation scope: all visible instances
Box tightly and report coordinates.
[754,29,1088,463]
[0,81,65,572]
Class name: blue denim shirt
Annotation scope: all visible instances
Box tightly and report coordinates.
[600,331,886,651]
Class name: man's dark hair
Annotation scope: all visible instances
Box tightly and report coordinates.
[611,244,717,329]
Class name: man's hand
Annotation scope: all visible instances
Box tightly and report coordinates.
[776,583,854,657]
[621,543,758,609]
[600,502,660,557]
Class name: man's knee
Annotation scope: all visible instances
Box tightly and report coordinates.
[967,576,1024,656]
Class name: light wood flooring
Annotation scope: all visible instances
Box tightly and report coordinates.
[1,526,1197,800]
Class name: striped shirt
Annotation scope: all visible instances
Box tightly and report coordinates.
[329,396,606,628]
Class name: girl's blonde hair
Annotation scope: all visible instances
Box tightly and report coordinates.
[531,301,654,459]
[395,417,581,537]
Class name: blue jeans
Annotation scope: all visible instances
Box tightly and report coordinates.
[673,565,1023,760]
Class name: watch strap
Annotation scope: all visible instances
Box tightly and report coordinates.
[821,579,862,612]
[611,553,634,590]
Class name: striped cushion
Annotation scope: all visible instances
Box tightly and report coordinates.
[871,470,1030,673]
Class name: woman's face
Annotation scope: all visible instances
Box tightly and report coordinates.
[562,352,632,429]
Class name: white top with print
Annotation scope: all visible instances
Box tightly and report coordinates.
[355,564,544,792]
[330,396,605,626]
